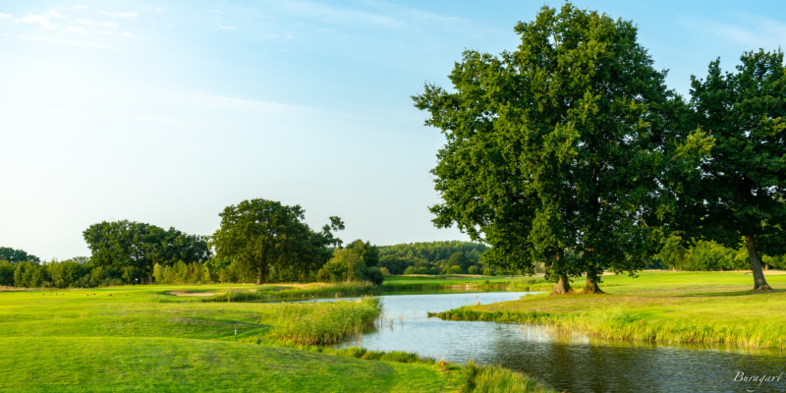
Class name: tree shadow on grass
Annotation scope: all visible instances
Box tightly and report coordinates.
[677,288,786,297]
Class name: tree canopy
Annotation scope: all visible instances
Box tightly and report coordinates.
[378,241,489,275]
[211,198,343,284]
[0,247,40,264]
[83,220,211,281]
[414,4,709,293]
[689,49,786,290]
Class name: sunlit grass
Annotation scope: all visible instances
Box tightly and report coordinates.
[0,283,555,392]
[434,271,786,348]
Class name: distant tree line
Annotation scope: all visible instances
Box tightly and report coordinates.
[0,198,384,288]
[656,235,786,272]
[377,241,501,276]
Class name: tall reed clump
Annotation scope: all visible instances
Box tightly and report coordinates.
[460,361,558,393]
[271,298,380,345]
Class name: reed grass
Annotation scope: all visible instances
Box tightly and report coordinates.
[460,361,559,393]
[269,297,381,345]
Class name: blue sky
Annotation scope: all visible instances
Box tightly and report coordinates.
[1,0,784,261]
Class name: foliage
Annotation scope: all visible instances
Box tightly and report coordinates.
[0,247,40,264]
[318,240,384,285]
[689,49,786,290]
[83,220,210,282]
[378,241,490,275]
[0,261,15,286]
[212,198,343,285]
[413,4,709,292]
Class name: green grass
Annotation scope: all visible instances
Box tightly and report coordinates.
[434,271,786,348]
[0,284,554,392]
[382,275,552,293]
[269,298,381,345]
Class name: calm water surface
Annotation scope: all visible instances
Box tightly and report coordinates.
[331,292,785,393]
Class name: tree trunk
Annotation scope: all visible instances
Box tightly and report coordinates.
[583,274,605,294]
[256,266,263,285]
[551,275,572,295]
[745,235,772,291]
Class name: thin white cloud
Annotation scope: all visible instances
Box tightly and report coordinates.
[48,9,67,18]
[65,25,87,33]
[362,0,474,31]
[16,14,56,29]
[77,18,119,29]
[0,12,13,20]
[100,11,139,18]
[141,5,162,13]
[217,24,234,30]
[0,106,87,116]
[684,13,786,50]
[20,34,113,49]
[186,94,304,113]
[278,0,404,29]
[261,33,293,39]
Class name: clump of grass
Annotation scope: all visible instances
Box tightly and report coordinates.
[461,361,558,393]
[270,297,381,345]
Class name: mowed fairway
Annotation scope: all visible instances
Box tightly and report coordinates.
[0,285,448,393]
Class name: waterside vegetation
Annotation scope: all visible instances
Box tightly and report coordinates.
[432,271,786,349]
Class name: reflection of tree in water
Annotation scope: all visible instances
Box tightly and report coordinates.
[483,323,785,393]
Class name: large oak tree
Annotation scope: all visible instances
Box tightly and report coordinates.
[689,50,786,290]
[211,198,343,284]
[414,4,706,293]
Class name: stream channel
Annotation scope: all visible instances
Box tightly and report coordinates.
[317,291,785,393]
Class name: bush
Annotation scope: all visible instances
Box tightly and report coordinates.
[364,266,384,285]
[447,265,463,274]
[0,260,14,286]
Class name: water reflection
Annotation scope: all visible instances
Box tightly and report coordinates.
[333,292,786,393]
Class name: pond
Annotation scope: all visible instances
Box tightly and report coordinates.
[333,292,786,393]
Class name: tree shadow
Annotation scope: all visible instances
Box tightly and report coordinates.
[677,288,786,297]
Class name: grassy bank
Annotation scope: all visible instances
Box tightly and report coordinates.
[433,271,786,349]
[382,275,553,293]
[0,284,554,392]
